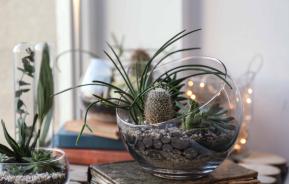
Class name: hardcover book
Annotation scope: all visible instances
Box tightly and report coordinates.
[88,160,260,184]
[53,127,125,150]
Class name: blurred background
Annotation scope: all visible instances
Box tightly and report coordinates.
[1,0,289,182]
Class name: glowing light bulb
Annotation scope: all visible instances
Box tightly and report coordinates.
[246,98,252,104]
[234,144,241,150]
[191,94,196,100]
[186,90,193,96]
[188,80,194,87]
[200,82,205,88]
[240,138,247,144]
[248,88,253,94]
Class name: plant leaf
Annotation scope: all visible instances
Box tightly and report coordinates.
[15,89,30,97]
[1,120,21,159]
[0,144,14,157]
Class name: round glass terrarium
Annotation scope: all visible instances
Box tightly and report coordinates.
[117,56,243,180]
[0,148,69,184]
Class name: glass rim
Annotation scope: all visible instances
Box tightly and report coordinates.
[0,148,65,165]
[116,55,235,126]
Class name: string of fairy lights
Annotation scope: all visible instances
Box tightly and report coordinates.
[185,56,263,156]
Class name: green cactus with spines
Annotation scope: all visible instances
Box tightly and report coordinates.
[144,88,176,124]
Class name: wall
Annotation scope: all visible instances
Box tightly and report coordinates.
[199,0,289,161]
[106,0,182,50]
[0,0,56,143]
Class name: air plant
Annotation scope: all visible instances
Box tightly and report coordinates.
[54,29,235,143]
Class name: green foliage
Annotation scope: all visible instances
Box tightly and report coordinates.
[37,43,54,146]
[0,153,8,162]
[22,150,62,174]
[0,115,60,174]
[0,43,56,174]
[15,44,54,147]
[182,100,235,132]
[0,115,39,162]
[54,29,233,142]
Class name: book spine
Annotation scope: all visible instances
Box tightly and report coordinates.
[64,149,133,165]
[53,133,126,150]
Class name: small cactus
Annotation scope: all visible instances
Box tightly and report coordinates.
[144,88,175,124]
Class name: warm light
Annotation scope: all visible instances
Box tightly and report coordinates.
[236,97,240,102]
[200,82,205,88]
[188,80,194,87]
[248,88,253,94]
[246,98,252,104]
[186,90,193,96]
[240,138,247,144]
[191,94,196,100]
[234,144,241,150]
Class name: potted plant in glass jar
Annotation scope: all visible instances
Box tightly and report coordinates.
[56,29,243,180]
[0,43,69,184]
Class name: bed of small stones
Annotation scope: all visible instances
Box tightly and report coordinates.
[0,172,67,184]
[122,126,234,170]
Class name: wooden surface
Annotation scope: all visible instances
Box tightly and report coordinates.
[88,160,259,184]
[239,151,288,183]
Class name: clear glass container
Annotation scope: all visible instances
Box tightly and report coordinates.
[0,148,69,184]
[13,43,54,147]
[117,56,243,180]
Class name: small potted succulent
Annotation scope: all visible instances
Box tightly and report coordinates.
[57,29,243,180]
[0,115,69,184]
[0,43,68,184]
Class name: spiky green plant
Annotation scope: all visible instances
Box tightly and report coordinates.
[0,115,61,174]
[183,100,234,131]
[54,29,233,142]
[144,88,175,124]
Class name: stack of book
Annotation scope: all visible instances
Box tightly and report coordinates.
[53,119,133,165]
[88,160,260,184]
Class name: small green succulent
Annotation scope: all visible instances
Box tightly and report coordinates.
[0,114,60,175]
[183,99,235,133]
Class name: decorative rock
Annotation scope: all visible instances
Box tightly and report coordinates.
[147,150,164,160]
[183,148,198,159]
[161,136,171,144]
[153,139,163,149]
[0,171,66,184]
[143,137,153,148]
[171,137,190,150]
[162,144,173,152]
[137,141,145,151]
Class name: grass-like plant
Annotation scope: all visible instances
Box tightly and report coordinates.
[54,29,235,143]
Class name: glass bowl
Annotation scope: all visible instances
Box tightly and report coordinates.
[116,56,243,180]
[0,148,69,184]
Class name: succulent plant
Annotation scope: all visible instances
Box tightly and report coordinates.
[0,115,61,174]
[183,100,235,133]
[55,29,234,142]
[144,88,175,124]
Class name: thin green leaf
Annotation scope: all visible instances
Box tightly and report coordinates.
[0,144,14,157]
[76,100,101,144]
[1,120,21,158]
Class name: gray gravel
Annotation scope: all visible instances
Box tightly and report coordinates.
[121,125,236,170]
[0,172,67,184]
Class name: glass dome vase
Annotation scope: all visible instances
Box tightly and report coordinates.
[116,56,243,180]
